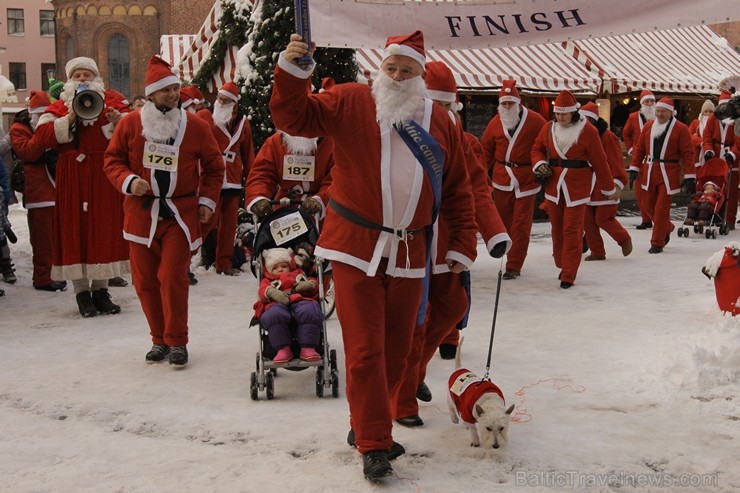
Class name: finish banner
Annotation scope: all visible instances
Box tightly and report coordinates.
[307,0,740,50]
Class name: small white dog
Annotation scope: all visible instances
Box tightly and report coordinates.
[447,338,514,448]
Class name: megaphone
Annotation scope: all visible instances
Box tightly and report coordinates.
[72,84,104,120]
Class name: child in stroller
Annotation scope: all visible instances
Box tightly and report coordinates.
[685,181,723,226]
[254,247,323,364]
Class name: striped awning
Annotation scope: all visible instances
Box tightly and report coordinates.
[159,2,239,91]
[562,25,740,95]
[356,44,601,94]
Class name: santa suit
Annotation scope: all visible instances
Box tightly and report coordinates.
[9,119,56,287]
[531,119,616,284]
[584,122,632,258]
[196,109,254,271]
[245,132,335,217]
[622,110,651,224]
[104,108,225,347]
[271,57,478,454]
[393,119,511,421]
[32,98,129,281]
[688,118,706,166]
[702,114,738,225]
[629,117,694,248]
[448,368,505,425]
[482,106,547,273]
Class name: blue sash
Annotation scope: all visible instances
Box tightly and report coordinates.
[394,120,444,325]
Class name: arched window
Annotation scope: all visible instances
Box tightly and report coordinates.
[107,33,130,97]
[64,34,74,67]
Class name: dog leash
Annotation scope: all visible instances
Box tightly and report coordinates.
[481,256,504,382]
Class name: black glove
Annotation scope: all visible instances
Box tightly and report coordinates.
[703,150,715,161]
[251,199,272,218]
[301,197,322,215]
[534,164,551,185]
[724,151,736,164]
[682,178,696,195]
[628,170,638,189]
[490,241,507,259]
[4,227,17,244]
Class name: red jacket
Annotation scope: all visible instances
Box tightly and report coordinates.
[589,123,627,206]
[197,110,254,191]
[9,120,56,208]
[622,111,648,154]
[448,368,505,425]
[702,114,737,170]
[253,268,319,317]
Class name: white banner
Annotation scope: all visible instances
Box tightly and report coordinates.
[308,0,740,50]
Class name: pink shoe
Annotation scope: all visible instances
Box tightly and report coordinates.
[299,347,321,362]
[273,346,293,364]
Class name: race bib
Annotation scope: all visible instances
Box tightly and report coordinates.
[283,155,315,182]
[143,141,179,172]
[270,211,309,246]
[450,371,482,397]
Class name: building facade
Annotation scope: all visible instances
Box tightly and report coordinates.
[50,0,212,99]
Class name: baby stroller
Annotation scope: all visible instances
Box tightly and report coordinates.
[248,199,339,400]
[678,157,730,239]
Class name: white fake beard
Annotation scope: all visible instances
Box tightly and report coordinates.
[499,104,521,130]
[212,101,234,127]
[553,119,584,153]
[372,71,426,125]
[699,114,708,134]
[280,131,318,156]
[140,101,182,142]
[30,113,41,130]
[651,119,669,140]
[60,78,105,107]
[640,104,656,121]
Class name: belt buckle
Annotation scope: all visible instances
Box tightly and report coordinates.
[394,228,413,241]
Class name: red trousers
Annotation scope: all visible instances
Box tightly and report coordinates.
[548,200,587,284]
[440,325,459,346]
[392,272,468,419]
[331,260,422,454]
[726,169,739,224]
[642,182,674,248]
[202,195,239,271]
[27,207,55,287]
[494,190,536,273]
[129,219,192,347]
[584,204,631,257]
[633,176,651,223]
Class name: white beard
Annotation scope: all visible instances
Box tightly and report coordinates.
[640,104,656,121]
[651,119,669,140]
[140,101,182,142]
[212,101,234,127]
[371,71,426,125]
[280,131,318,156]
[699,114,708,134]
[553,119,585,153]
[499,104,521,130]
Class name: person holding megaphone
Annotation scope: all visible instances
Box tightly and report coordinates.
[31,57,130,318]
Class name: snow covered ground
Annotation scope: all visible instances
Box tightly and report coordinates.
[1,203,738,493]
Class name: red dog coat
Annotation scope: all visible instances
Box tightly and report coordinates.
[448,368,505,424]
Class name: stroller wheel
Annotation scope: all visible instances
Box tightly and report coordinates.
[677,228,684,237]
[693,225,699,234]
[250,372,259,401]
[323,278,336,319]
[711,229,717,239]
[265,371,275,400]
[698,224,704,234]
[705,229,712,239]
[329,349,338,371]
[315,367,325,397]
[331,369,340,398]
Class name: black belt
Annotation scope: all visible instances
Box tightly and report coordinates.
[329,199,426,240]
[548,159,589,168]
[648,159,679,164]
[497,160,531,168]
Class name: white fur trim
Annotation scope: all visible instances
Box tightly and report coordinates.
[382,44,425,70]
[580,109,598,121]
[218,89,239,102]
[29,106,48,114]
[554,104,580,113]
[499,95,520,103]
[65,57,100,78]
[101,122,115,140]
[278,50,314,78]
[53,116,74,144]
[640,94,655,104]
[145,75,181,97]
[426,89,456,103]
[655,101,674,111]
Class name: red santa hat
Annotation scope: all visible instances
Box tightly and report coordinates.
[382,30,426,70]
[718,90,732,105]
[579,101,599,121]
[263,247,293,273]
[65,57,100,79]
[553,90,580,113]
[639,89,655,104]
[655,97,675,111]
[499,80,521,104]
[704,181,718,189]
[218,81,240,102]
[425,61,457,103]
[319,77,336,93]
[106,89,129,107]
[179,86,196,108]
[144,56,180,97]
[28,90,51,114]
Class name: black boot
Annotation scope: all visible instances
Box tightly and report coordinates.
[91,289,121,314]
[76,292,98,318]
[169,346,188,366]
[363,450,393,481]
[0,240,16,284]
